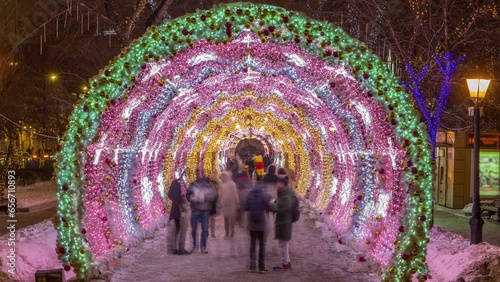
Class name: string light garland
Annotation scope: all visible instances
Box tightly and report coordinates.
[55,3,433,281]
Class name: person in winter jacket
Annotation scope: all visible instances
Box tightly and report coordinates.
[270,177,294,270]
[186,169,218,254]
[245,181,272,273]
[167,173,183,254]
[168,176,183,229]
[174,196,191,255]
[263,165,279,184]
[277,167,288,179]
[229,156,242,181]
[219,171,239,238]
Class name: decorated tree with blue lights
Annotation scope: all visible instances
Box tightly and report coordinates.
[352,0,499,152]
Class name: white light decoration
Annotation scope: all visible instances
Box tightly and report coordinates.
[240,67,261,83]
[188,53,218,66]
[237,31,259,48]
[142,62,169,82]
[141,177,153,204]
[340,178,351,205]
[285,53,306,67]
[353,102,372,129]
[330,176,339,197]
[122,98,141,119]
[113,146,122,163]
[387,137,398,170]
[140,140,151,163]
[93,133,108,165]
[157,173,165,198]
[375,192,391,218]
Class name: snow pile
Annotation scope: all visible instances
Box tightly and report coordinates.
[303,199,500,281]
[0,220,75,282]
[6,181,57,208]
[426,227,500,282]
[462,203,473,214]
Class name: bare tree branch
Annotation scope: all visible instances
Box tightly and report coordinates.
[152,0,175,26]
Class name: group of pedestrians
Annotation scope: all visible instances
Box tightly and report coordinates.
[167,162,299,274]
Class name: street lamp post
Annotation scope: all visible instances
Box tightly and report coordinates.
[466,77,491,244]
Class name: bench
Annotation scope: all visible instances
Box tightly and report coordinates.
[0,197,16,214]
[482,195,500,222]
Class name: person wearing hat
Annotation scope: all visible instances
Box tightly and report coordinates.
[270,176,294,270]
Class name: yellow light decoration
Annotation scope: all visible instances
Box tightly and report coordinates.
[162,92,334,207]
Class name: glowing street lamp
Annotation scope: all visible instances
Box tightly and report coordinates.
[466,76,491,245]
[467,79,491,100]
[49,74,58,81]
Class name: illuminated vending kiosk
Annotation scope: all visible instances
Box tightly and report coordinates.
[435,132,500,209]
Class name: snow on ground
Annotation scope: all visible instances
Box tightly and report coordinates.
[4,181,57,208]
[0,219,76,282]
[426,226,500,282]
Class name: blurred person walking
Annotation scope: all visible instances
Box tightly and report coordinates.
[167,171,184,254]
[235,165,251,228]
[219,171,239,238]
[187,169,218,254]
[209,172,220,238]
[245,182,272,273]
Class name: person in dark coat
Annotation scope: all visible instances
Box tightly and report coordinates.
[245,156,256,177]
[235,166,251,228]
[270,177,294,270]
[263,165,279,184]
[245,182,272,273]
[168,172,183,254]
[229,156,241,180]
[208,174,220,238]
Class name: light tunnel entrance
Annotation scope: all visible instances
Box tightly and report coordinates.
[55,3,433,281]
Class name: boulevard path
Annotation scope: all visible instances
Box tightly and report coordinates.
[99,210,379,282]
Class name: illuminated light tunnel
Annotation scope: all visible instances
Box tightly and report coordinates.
[55,3,434,281]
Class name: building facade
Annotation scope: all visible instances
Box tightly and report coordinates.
[435,132,500,209]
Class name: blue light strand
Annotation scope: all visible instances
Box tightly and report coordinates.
[434,53,466,129]
[403,63,430,123]
[403,53,464,155]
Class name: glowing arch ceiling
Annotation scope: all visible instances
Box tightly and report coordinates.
[55,3,433,281]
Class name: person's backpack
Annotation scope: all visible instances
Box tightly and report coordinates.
[291,194,300,223]
[247,189,265,222]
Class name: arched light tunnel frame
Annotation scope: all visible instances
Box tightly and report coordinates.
[55,3,434,281]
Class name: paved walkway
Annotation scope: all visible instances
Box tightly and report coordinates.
[433,204,500,246]
[95,213,379,282]
[0,201,57,236]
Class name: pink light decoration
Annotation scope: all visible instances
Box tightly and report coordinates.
[81,32,405,267]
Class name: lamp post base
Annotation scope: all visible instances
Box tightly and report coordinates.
[469,216,484,244]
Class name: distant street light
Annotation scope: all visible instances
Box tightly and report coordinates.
[48,72,87,84]
[48,72,88,94]
[466,76,491,245]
